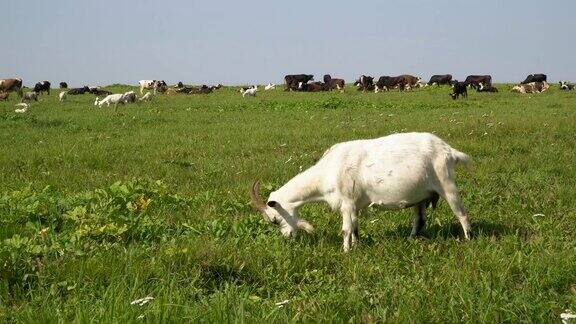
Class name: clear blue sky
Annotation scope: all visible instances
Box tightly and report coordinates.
[3,0,575,86]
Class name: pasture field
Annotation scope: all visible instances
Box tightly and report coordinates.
[0,84,575,322]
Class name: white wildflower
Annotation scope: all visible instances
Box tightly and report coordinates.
[275,299,290,308]
[131,296,154,306]
[561,310,576,324]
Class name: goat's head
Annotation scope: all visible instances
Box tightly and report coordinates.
[249,181,314,237]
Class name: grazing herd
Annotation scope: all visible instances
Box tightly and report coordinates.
[167,82,223,95]
[0,78,162,112]
[0,72,573,110]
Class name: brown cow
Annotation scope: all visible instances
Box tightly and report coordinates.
[399,74,421,90]
[323,74,345,92]
[375,74,420,92]
[511,81,549,94]
[0,78,23,96]
[0,92,8,101]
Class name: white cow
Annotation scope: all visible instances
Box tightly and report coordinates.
[138,80,166,94]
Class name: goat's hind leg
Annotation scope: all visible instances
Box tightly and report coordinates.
[439,181,472,240]
[410,203,427,237]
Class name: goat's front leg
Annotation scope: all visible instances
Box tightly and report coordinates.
[351,211,359,246]
[341,203,357,252]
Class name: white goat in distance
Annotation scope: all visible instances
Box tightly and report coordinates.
[241,86,257,97]
[94,91,137,107]
[250,132,473,251]
[94,94,125,107]
[139,92,153,102]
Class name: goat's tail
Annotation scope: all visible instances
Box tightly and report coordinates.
[451,148,473,172]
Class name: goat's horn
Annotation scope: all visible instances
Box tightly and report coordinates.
[249,181,268,216]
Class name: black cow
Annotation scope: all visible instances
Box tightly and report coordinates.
[521,74,546,84]
[67,86,90,95]
[451,81,467,100]
[88,87,112,96]
[375,76,400,92]
[355,75,374,92]
[464,75,492,89]
[299,81,328,92]
[59,82,68,89]
[33,81,51,95]
[428,74,452,86]
[284,74,314,91]
[187,85,213,94]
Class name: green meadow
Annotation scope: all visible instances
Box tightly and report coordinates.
[1,84,575,322]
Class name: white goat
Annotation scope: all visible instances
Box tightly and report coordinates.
[250,132,473,251]
[241,85,258,97]
[58,91,67,102]
[94,94,125,107]
[265,83,276,90]
[139,92,153,102]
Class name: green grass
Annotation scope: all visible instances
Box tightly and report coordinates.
[0,84,575,322]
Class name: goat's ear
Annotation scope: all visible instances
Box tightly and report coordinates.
[267,201,278,208]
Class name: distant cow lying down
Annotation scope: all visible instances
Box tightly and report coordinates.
[559,81,575,90]
[298,81,328,92]
[21,91,39,102]
[511,82,549,94]
[477,83,498,92]
[67,86,90,95]
[323,74,345,92]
